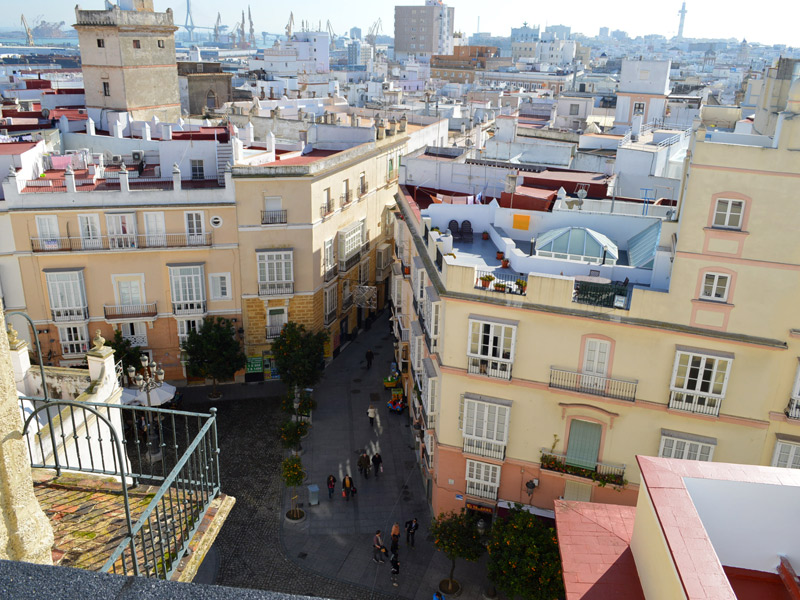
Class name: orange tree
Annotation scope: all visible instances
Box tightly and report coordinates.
[272,322,327,397]
[430,510,485,592]
[486,506,564,600]
[281,456,306,518]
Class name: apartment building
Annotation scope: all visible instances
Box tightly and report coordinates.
[233,114,447,379]
[390,79,800,520]
[394,0,455,62]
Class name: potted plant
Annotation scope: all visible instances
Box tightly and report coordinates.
[280,420,305,455]
[482,231,489,240]
[431,226,440,233]
[516,278,528,293]
[501,258,510,268]
[479,274,495,288]
[496,251,505,260]
[494,282,506,292]
[281,456,306,522]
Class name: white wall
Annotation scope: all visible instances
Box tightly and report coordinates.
[619,59,671,95]
[482,139,573,167]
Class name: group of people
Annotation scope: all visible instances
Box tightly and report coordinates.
[357,450,382,478]
[372,518,420,587]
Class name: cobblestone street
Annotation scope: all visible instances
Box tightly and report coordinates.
[184,313,495,600]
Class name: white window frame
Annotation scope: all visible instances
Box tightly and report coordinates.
[669,350,732,415]
[184,211,205,245]
[467,318,516,379]
[106,213,137,249]
[177,318,202,347]
[78,214,102,249]
[257,250,294,295]
[700,272,730,302]
[359,257,370,285]
[120,321,148,347]
[46,271,88,321]
[563,480,593,502]
[266,307,288,339]
[112,274,145,306]
[465,459,500,500]
[324,284,337,321]
[58,324,89,357]
[169,265,206,314]
[659,433,715,462]
[36,215,59,242]
[772,440,800,469]
[461,396,509,460]
[209,272,231,301]
[190,159,205,180]
[143,211,166,246]
[339,222,363,263]
[713,198,744,230]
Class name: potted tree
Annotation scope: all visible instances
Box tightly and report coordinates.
[479,274,495,288]
[281,456,306,523]
[501,258,510,268]
[280,420,307,455]
[183,317,246,399]
[494,282,506,292]
[516,278,528,293]
[496,251,505,260]
[431,510,485,596]
[482,231,489,240]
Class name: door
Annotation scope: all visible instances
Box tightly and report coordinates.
[143,212,166,247]
[107,214,137,248]
[581,339,610,391]
[566,420,602,471]
[185,212,204,245]
[78,214,102,249]
[117,279,143,306]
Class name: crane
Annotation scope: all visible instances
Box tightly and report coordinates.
[213,13,222,43]
[365,18,382,52]
[240,11,246,48]
[326,20,336,50]
[21,14,34,46]
[285,12,294,39]
[248,6,256,48]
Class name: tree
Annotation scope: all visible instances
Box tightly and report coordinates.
[486,506,564,600]
[183,317,246,396]
[430,510,485,593]
[108,330,143,381]
[271,322,328,396]
[280,456,306,518]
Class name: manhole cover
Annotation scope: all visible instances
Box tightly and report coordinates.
[353,379,362,383]
[298,552,308,559]
[351,389,360,394]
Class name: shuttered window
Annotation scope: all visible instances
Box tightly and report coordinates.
[565,420,602,470]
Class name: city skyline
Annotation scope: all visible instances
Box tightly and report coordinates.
[12,0,800,48]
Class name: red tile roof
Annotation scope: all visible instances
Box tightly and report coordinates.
[0,141,39,155]
[555,500,645,600]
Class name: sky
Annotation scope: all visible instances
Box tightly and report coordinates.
[15,0,800,47]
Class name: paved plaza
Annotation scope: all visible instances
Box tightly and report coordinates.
[183,313,497,600]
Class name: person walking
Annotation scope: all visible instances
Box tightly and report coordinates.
[342,474,353,501]
[390,522,400,554]
[390,552,400,587]
[405,517,419,547]
[357,452,371,479]
[367,404,377,426]
[373,530,386,563]
[366,349,374,369]
[326,474,337,500]
[372,452,383,478]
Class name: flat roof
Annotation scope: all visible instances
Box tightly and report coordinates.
[0,141,38,155]
[262,149,339,166]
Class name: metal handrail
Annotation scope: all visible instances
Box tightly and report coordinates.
[261,209,288,225]
[539,447,626,480]
[549,367,637,402]
[103,302,158,320]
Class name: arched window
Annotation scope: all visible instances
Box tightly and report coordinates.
[206,90,217,110]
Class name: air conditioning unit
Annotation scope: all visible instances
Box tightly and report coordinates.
[131,150,144,162]
[111,155,122,164]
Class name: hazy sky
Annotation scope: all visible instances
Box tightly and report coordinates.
[21,1,800,47]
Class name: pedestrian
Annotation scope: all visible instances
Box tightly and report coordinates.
[326,474,336,499]
[372,452,383,478]
[367,404,377,426]
[405,517,419,547]
[390,521,400,554]
[357,452,371,479]
[366,348,374,369]
[373,530,386,563]
[342,474,353,501]
[390,552,400,587]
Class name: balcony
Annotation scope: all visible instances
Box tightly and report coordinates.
[386,171,398,184]
[51,306,89,322]
[339,251,361,274]
[358,181,369,197]
[540,449,626,486]
[103,302,158,321]
[467,356,512,380]
[324,307,337,326]
[463,437,506,460]
[549,367,637,402]
[340,190,353,207]
[122,333,148,347]
[475,270,528,296]
[573,280,630,309]
[361,240,371,255]
[342,294,354,311]
[258,281,294,296]
[323,264,338,282]
[320,202,334,219]
[668,390,721,417]
[465,480,498,501]
[31,233,213,252]
[261,209,288,225]
[786,399,800,420]
[266,324,284,339]
[172,301,207,316]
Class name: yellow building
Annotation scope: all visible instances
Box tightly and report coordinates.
[392,78,800,519]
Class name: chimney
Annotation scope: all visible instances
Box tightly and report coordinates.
[162,124,173,140]
[631,113,643,141]
[376,118,385,139]
[399,114,407,132]
[388,116,397,136]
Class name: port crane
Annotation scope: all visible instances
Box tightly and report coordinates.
[21,14,34,46]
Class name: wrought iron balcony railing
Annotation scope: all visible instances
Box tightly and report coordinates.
[549,367,637,402]
[339,251,361,274]
[323,264,338,282]
[258,281,294,296]
[668,390,721,417]
[573,280,630,309]
[103,302,158,321]
[540,448,626,486]
[31,233,213,252]
[340,190,353,207]
[467,356,512,380]
[261,209,288,225]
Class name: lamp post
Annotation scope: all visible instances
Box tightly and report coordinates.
[127,354,165,462]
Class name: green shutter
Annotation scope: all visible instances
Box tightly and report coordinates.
[566,420,602,470]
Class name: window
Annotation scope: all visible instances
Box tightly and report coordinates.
[120,321,147,347]
[338,221,363,271]
[669,350,732,416]
[713,199,744,230]
[266,308,288,339]
[97,39,105,48]
[209,273,231,300]
[158,39,165,48]
[659,431,715,462]
[133,40,141,49]
[36,215,59,247]
[569,103,579,115]
[581,338,611,390]
[465,459,500,500]
[46,271,88,321]
[563,480,593,502]
[633,102,645,115]
[772,440,800,469]
[185,211,205,245]
[461,396,509,460]
[177,319,201,346]
[467,318,516,379]
[359,257,370,285]
[106,213,137,249]
[103,82,110,96]
[700,273,730,302]
[59,325,89,356]
[78,214,102,249]
[190,160,204,180]
[359,172,367,195]
[322,187,333,215]
[257,251,294,295]
[169,265,206,314]
[324,285,338,324]
[115,277,143,306]
[143,212,166,246]
[341,179,350,205]
[566,420,602,470]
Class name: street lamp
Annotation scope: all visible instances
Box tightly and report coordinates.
[127,354,165,462]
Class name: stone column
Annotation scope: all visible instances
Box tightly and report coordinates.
[0,305,54,564]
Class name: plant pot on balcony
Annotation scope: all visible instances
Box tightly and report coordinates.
[493,283,506,292]
[501,258,510,268]
[496,251,504,260]
[403,266,410,275]
[482,232,489,240]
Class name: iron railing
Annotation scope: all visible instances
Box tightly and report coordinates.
[320,202,334,219]
[549,367,637,402]
[358,181,369,197]
[171,301,207,316]
[435,248,443,271]
[786,399,800,420]
[539,448,626,485]
[104,302,158,320]
[31,233,213,252]
[51,306,89,322]
[474,269,528,296]
[323,264,338,282]
[266,324,284,339]
[261,209,288,225]
[122,333,148,347]
[342,294,354,311]
[258,281,294,296]
[324,308,337,326]
[573,281,630,309]
[339,252,361,274]
[19,397,220,580]
[463,437,506,460]
[467,357,512,380]
[340,190,353,207]
[465,480,498,501]
[668,391,721,417]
